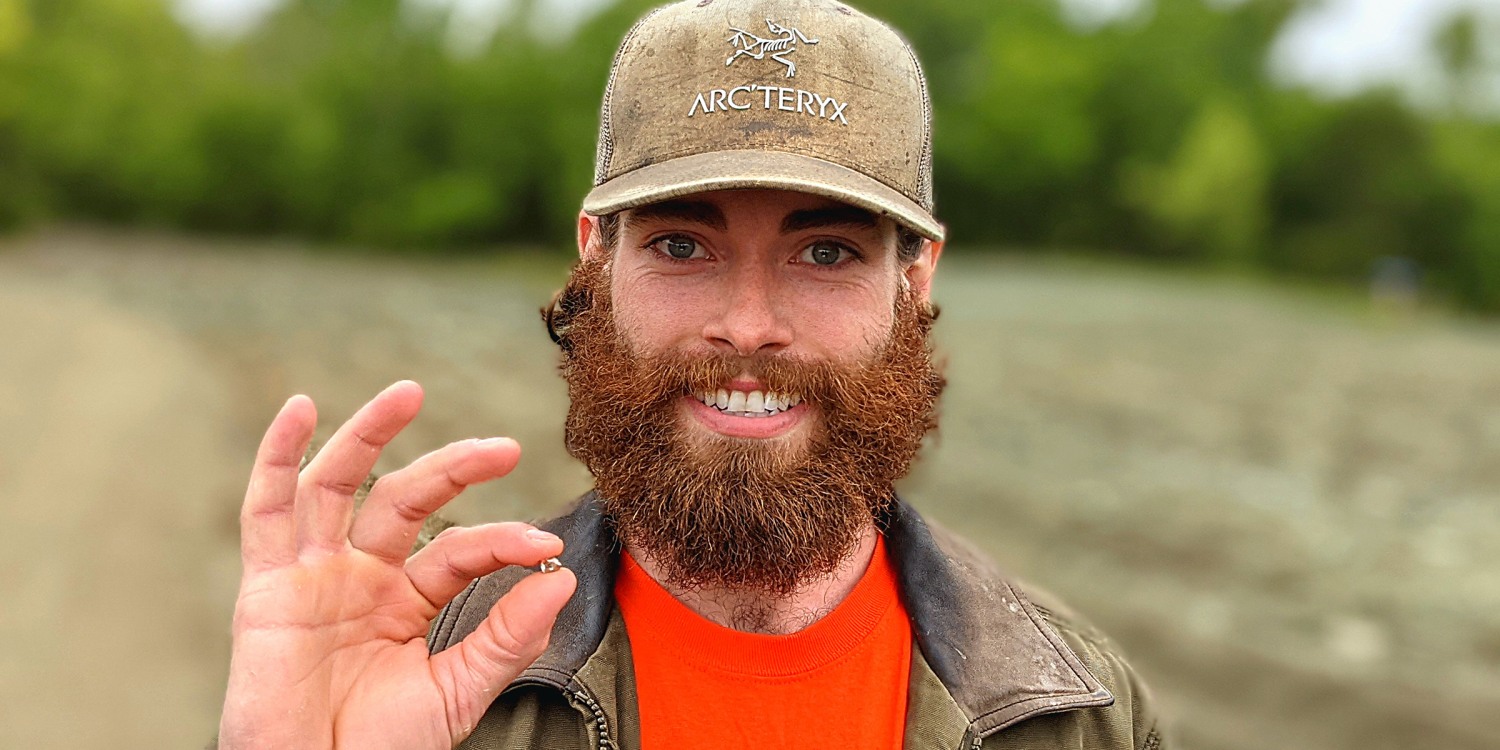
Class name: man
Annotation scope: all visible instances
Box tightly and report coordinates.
[218,0,1165,748]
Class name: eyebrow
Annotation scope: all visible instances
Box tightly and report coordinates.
[780,205,880,234]
[624,200,728,231]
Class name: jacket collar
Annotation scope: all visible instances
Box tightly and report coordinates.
[508,493,1112,736]
[884,499,1113,736]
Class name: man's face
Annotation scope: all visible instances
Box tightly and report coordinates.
[595,189,937,454]
[557,188,944,593]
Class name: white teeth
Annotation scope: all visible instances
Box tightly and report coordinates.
[697,388,802,416]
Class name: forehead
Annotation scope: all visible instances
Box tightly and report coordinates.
[619,189,886,234]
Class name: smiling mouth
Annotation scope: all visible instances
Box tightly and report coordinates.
[692,388,803,418]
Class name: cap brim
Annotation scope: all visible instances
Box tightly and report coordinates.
[583,150,945,242]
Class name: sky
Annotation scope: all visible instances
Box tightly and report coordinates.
[173,0,1500,98]
[1271,0,1499,97]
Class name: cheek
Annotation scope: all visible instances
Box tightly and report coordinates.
[787,285,896,360]
[609,272,716,352]
[787,262,903,351]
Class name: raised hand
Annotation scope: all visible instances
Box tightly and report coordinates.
[219,381,577,749]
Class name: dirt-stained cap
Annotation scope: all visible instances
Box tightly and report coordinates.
[585,0,943,242]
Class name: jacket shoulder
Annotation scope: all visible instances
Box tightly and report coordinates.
[920,519,1167,749]
[1023,595,1167,750]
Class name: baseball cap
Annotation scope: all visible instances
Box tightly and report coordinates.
[583,0,944,242]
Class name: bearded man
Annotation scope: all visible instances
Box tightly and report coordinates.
[217,0,1165,748]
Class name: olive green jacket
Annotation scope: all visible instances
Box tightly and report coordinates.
[429,495,1165,750]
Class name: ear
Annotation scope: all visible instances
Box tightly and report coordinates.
[903,237,944,302]
[577,211,603,261]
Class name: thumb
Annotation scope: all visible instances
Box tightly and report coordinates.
[431,567,578,740]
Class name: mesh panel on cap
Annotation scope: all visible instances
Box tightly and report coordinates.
[904,38,935,211]
[594,8,663,186]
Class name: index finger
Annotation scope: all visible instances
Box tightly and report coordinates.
[349,437,523,562]
[296,380,424,551]
[240,395,317,571]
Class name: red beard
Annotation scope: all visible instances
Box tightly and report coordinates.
[549,258,944,594]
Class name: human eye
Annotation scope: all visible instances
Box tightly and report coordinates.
[798,240,860,267]
[646,234,707,261]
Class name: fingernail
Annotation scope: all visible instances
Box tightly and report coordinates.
[478,437,513,449]
[525,528,560,545]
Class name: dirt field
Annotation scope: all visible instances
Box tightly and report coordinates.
[2,228,1497,748]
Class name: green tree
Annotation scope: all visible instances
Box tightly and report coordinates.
[1266,93,1468,281]
[1434,11,1484,113]
[1122,100,1270,265]
[1434,121,1500,311]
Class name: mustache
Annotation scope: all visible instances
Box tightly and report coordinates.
[624,349,848,407]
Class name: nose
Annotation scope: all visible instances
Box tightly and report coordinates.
[702,263,793,357]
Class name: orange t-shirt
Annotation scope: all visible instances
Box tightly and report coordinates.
[614,537,912,749]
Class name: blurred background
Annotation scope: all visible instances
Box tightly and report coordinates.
[1,0,1498,747]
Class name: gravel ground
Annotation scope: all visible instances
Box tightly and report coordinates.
[2,227,1497,748]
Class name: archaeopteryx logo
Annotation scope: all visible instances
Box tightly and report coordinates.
[689,19,848,125]
[726,20,819,79]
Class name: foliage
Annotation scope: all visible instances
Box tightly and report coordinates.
[1122,100,1270,266]
[1,0,1499,309]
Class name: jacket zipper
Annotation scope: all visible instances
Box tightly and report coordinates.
[568,685,617,750]
[496,677,618,750]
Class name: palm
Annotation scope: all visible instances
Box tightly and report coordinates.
[220,382,576,750]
